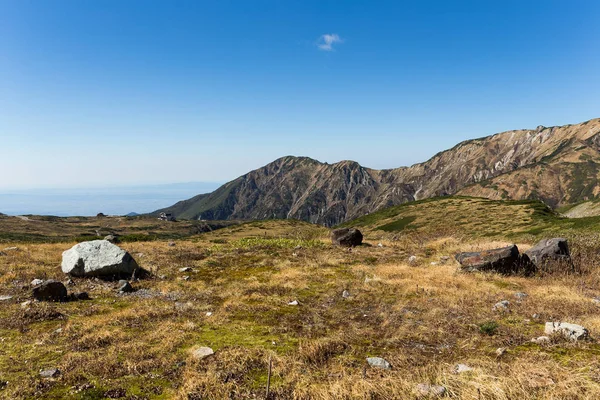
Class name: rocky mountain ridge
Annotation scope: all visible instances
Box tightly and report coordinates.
[155,118,600,226]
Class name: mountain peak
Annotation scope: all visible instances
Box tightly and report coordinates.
[155,117,600,226]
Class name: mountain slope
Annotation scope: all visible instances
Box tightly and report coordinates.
[155,118,600,226]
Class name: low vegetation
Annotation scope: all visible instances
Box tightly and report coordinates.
[1,197,600,399]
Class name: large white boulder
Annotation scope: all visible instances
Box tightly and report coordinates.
[61,240,138,277]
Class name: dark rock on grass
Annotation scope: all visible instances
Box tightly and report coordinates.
[330,228,363,247]
[455,245,535,275]
[68,292,90,301]
[39,368,60,378]
[32,280,68,302]
[525,238,573,272]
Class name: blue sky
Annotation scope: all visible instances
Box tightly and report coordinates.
[1,0,599,189]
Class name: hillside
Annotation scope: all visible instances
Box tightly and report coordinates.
[4,198,600,399]
[156,118,600,226]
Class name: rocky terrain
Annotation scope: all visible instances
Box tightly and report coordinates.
[155,118,600,226]
[2,198,600,399]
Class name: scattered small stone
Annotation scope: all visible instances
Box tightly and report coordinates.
[32,280,68,302]
[179,267,193,272]
[342,290,350,299]
[168,241,176,247]
[430,262,439,266]
[0,295,13,301]
[288,300,299,306]
[377,243,384,248]
[592,297,600,305]
[117,280,134,293]
[205,312,213,317]
[294,245,303,250]
[104,234,119,244]
[532,313,540,319]
[493,300,510,311]
[54,328,63,334]
[31,279,44,286]
[454,363,473,373]
[175,301,194,311]
[65,279,75,286]
[531,336,550,344]
[440,256,450,264]
[514,292,528,300]
[366,357,391,370]
[104,388,127,398]
[544,322,589,341]
[408,255,417,264]
[71,383,94,393]
[39,368,60,378]
[292,252,298,257]
[2,247,18,252]
[21,301,32,307]
[415,383,446,397]
[191,346,214,360]
[496,347,507,357]
[182,276,190,281]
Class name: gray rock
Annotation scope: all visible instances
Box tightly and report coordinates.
[103,234,119,243]
[0,295,13,301]
[514,292,528,300]
[524,238,572,270]
[415,383,446,397]
[31,279,44,286]
[454,364,473,373]
[32,280,67,302]
[179,267,193,272]
[342,290,350,298]
[408,255,418,264]
[168,241,176,247]
[493,300,510,311]
[191,346,214,360]
[455,244,534,274]
[61,240,138,277]
[531,336,550,344]
[330,228,363,247]
[117,280,134,293]
[544,322,589,341]
[366,357,391,370]
[39,368,60,378]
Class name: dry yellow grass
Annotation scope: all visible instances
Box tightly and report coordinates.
[1,214,600,399]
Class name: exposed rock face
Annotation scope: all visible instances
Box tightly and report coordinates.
[61,240,139,277]
[545,322,589,341]
[154,118,600,226]
[455,245,531,274]
[525,238,572,270]
[32,280,67,302]
[330,228,363,247]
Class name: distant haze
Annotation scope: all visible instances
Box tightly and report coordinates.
[0,182,221,216]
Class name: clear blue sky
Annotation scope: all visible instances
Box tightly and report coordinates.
[1,0,599,189]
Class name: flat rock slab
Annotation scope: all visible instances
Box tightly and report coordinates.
[39,368,60,378]
[62,240,138,277]
[455,244,532,274]
[545,322,589,341]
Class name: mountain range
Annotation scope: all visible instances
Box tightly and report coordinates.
[155,118,600,226]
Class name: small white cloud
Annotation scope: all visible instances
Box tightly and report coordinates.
[317,33,343,51]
